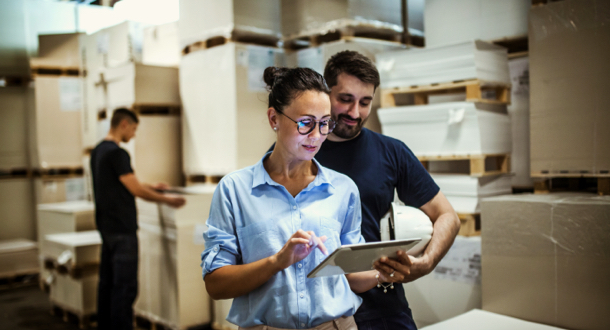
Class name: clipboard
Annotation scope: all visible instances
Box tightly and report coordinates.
[307,238,421,278]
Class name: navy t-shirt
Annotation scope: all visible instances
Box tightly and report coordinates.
[314,128,439,322]
[90,140,137,235]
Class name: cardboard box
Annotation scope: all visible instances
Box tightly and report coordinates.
[421,309,567,330]
[376,40,510,89]
[507,56,532,188]
[281,0,420,38]
[50,272,98,316]
[0,178,36,241]
[143,22,180,67]
[43,231,101,268]
[180,43,282,176]
[405,236,482,328]
[0,239,38,277]
[431,174,511,214]
[34,177,87,205]
[481,193,610,330]
[379,102,511,156]
[0,86,33,169]
[424,0,529,48]
[135,185,215,328]
[29,76,83,169]
[179,0,281,48]
[529,0,610,174]
[30,33,82,68]
[285,38,406,133]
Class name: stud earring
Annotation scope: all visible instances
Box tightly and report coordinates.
[273,127,277,131]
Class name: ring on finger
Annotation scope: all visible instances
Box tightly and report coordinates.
[390,271,395,277]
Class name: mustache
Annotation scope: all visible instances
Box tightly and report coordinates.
[336,114,362,124]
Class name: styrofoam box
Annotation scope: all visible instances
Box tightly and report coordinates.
[0,86,33,169]
[0,178,36,241]
[104,63,180,109]
[285,38,406,133]
[431,174,511,214]
[424,0,529,48]
[376,40,510,89]
[179,0,281,48]
[143,22,180,67]
[180,43,282,176]
[50,272,98,316]
[29,76,83,169]
[421,309,567,330]
[405,236,481,328]
[43,231,101,267]
[379,102,511,156]
[0,239,39,277]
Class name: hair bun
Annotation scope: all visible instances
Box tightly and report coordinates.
[263,66,290,91]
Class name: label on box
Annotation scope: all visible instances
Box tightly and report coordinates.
[65,178,86,201]
[193,223,208,245]
[247,46,276,92]
[433,237,481,285]
[58,77,82,112]
[297,48,324,75]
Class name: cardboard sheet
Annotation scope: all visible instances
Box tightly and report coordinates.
[0,239,38,277]
[432,174,511,214]
[421,309,566,330]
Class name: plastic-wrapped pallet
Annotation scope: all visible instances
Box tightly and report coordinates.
[0,86,33,169]
[376,40,510,89]
[143,22,180,67]
[404,236,481,328]
[0,178,36,241]
[424,0,530,48]
[135,185,215,328]
[179,0,281,49]
[285,38,406,133]
[34,177,87,205]
[0,239,38,278]
[378,102,511,157]
[180,43,283,176]
[431,174,511,214]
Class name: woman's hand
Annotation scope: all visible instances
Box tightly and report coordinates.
[272,229,327,271]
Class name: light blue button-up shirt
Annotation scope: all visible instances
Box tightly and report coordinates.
[201,154,365,329]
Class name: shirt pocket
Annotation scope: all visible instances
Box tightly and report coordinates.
[318,217,342,261]
[236,221,283,264]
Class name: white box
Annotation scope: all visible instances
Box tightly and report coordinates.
[378,102,512,156]
[424,0,530,48]
[179,0,281,48]
[431,174,511,214]
[376,41,510,89]
[143,22,180,67]
[50,272,98,316]
[0,178,36,241]
[43,231,101,268]
[507,56,532,187]
[421,309,567,330]
[180,43,282,176]
[29,76,83,169]
[0,239,39,277]
[36,201,95,248]
[405,236,481,328]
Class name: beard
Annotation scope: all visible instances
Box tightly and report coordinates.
[332,114,368,140]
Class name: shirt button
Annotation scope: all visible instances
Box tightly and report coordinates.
[301,323,306,328]
[299,292,304,298]
[293,205,297,210]
[297,264,302,269]
[213,247,218,252]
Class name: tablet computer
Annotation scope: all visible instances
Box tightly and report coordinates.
[307,238,421,278]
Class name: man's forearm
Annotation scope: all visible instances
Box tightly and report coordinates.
[422,211,460,269]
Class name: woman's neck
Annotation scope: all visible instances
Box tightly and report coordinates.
[264,148,318,197]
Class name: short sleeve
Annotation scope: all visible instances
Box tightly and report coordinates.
[396,142,440,208]
[201,178,241,277]
[110,149,133,177]
[340,185,366,245]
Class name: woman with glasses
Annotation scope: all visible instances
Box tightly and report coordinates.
[201,67,397,330]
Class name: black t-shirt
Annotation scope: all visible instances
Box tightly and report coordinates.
[90,140,137,235]
[314,128,440,322]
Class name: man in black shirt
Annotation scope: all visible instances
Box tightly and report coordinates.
[316,51,461,329]
[90,108,185,330]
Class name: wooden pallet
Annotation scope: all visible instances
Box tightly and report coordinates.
[419,154,510,177]
[182,30,280,55]
[0,272,39,291]
[186,175,224,185]
[381,79,511,107]
[0,167,32,179]
[33,167,84,178]
[0,75,32,87]
[132,104,181,116]
[532,172,610,196]
[458,213,480,237]
[50,301,95,330]
[492,35,528,58]
[31,66,81,77]
[512,186,535,194]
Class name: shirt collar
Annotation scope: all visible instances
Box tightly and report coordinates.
[252,152,334,190]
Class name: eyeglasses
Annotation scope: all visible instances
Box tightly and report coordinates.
[277,110,336,135]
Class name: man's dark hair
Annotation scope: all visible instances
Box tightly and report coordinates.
[324,51,380,90]
[263,67,330,112]
[110,108,139,128]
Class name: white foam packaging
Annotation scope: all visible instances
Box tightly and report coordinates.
[378,102,511,156]
[42,231,101,268]
[376,40,510,89]
[180,43,282,176]
[432,174,511,214]
[405,236,481,328]
[143,21,180,67]
[0,239,39,277]
[421,309,567,330]
[424,0,530,48]
[179,0,281,48]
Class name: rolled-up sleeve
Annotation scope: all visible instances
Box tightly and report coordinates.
[201,179,241,277]
[340,187,365,245]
